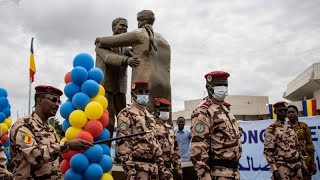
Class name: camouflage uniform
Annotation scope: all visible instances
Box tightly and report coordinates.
[289,121,315,180]
[0,142,12,179]
[10,113,62,180]
[116,101,163,180]
[154,118,181,180]
[191,98,242,180]
[264,121,307,180]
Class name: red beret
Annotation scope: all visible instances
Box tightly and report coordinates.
[273,101,288,109]
[35,85,63,96]
[204,71,230,82]
[154,98,171,107]
[223,101,231,107]
[132,80,148,90]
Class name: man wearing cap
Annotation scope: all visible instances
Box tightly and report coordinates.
[153,98,183,180]
[116,81,163,179]
[263,101,308,180]
[95,17,140,146]
[190,71,242,180]
[10,85,92,179]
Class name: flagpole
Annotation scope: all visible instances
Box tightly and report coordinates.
[28,78,31,115]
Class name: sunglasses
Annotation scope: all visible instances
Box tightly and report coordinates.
[136,89,149,94]
[44,96,61,105]
[276,108,287,113]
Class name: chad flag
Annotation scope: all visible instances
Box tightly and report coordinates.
[29,37,36,82]
[302,99,317,116]
[268,104,277,120]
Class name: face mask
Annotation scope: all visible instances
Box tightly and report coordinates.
[136,95,149,105]
[159,111,170,120]
[210,86,228,102]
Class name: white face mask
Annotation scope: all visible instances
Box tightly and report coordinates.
[211,86,228,102]
[159,111,170,120]
[136,95,149,105]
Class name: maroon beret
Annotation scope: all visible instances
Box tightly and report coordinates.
[273,101,288,109]
[154,98,171,107]
[132,80,149,90]
[204,71,230,82]
[35,85,63,96]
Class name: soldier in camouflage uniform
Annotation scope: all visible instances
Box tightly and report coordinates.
[190,71,242,180]
[263,101,308,180]
[153,98,183,180]
[10,85,92,180]
[287,104,317,180]
[116,81,163,180]
[0,140,12,179]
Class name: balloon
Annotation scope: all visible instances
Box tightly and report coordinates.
[73,53,94,71]
[0,124,8,135]
[91,95,108,110]
[2,108,10,118]
[98,85,105,96]
[61,150,81,161]
[71,66,88,85]
[0,112,6,123]
[65,126,82,140]
[70,153,89,173]
[1,133,8,144]
[81,80,99,98]
[83,120,103,138]
[60,159,70,174]
[0,88,7,98]
[101,173,114,180]
[94,128,111,142]
[84,102,103,120]
[64,72,72,84]
[4,148,9,160]
[64,169,83,180]
[98,155,113,172]
[3,139,9,147]
[107,171,112,175]
[61,137,67,142]
[0,97,8,110]
[84,144,103,163]
[60,102,75,119]
[62,119,71,132]
[84,163,103,180]
[72,92,90,110]
[88,68,104,84]
[75,131,94,143]
[99,144,110,156]
[69,110,88,128]
[3,117,12,128]
[64,82,81,100]
[98,110,109,127]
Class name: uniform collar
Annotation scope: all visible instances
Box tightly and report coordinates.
[132,100,146,111]
[31,112,50,128]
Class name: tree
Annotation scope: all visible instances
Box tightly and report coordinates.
[48,117,63,138]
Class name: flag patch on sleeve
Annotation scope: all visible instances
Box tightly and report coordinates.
[21,134,32,144]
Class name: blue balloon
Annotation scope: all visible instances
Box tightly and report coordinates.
[7,104,11,109]
[3,139,10,147]
[0,97,9,109]
[2,108,10,118]
[0,112,5,123]
[0,88,7,98]
[98,155,113,172]
[62,119,71,132]
[70,154,89,173]
[60,102,75,119]
[94,128,110,142]
[83,163,103,180]
[99,144,110,156]
[84,144,103,163]
[64,169,83,180]
[72,92,90,110]
[66,99,71,102]
[88,68,104,84]
[71,66,88,86]
[81,80,99,98]
[4,148,10,160]
[64,82,81,99]
[73,53,94,71]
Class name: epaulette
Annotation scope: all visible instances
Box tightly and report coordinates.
[198,99,212,109]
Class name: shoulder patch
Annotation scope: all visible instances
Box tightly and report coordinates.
[194,122,205,134]
[198,99,211,109]
[21,133,32,144]
[119,123,129,131]
[265,135,273,142]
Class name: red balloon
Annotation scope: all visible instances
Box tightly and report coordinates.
[84,120,103,138]
[75,131,94,143]
[64,72,72,84]
[98,110,109,128]
[1,134,8,144]
[61,150,82,161]
[60,159,70,174]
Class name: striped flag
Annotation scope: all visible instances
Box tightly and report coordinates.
[29,37,36,82]
[302,99,317,116]
[268,104,277,119]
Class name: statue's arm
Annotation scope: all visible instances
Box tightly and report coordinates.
[95,46,128,67]
[97,31,142,48]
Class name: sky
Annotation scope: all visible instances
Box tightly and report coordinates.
[0,0,320,121]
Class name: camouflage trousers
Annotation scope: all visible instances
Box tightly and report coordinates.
[198,168,240,180]
[124,162,158,180]
[159,165,173,180]
[272,165,302,180]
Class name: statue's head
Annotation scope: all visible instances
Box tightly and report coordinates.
[112,17,128,35]
[137,10,155,28]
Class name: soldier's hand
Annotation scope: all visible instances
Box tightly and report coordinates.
[127,57,140,68]
[68,139,92,151]
[310,163,317,175]
[273,170,281,180]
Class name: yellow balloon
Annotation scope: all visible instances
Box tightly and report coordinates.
[92,95,108,110]
[85,101,103,120]
[101,173,114,180]
[107,171,112,175]
[69,110,88,128]
[61,137,67,142]
[65,126,82,140]
[98,85,105,96]
[0,123,8,135]
[3,117,12,129]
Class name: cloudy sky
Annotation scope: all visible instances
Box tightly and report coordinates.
[0,0,319,121]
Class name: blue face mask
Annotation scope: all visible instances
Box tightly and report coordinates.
[136,95,149,105]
